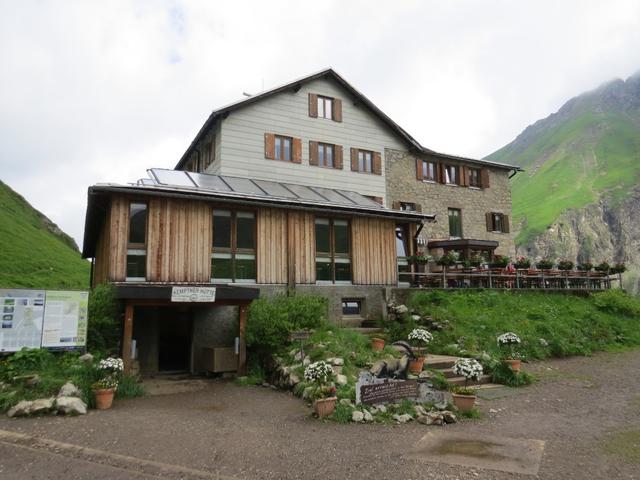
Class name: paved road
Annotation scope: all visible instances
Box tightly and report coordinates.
[1,350,639,479]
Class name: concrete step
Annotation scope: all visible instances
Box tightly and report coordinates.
[439,367,459,379]
[447,374,493,387]
[423,354,458,370]
[340,317,365,328]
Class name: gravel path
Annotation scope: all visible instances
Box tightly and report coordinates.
[1,349,639,479]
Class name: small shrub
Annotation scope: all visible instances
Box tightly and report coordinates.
[88,284,120,354]
[115,375,144,399]
[458,408,483,420]
[427,370,449,390]
[332,403,353,423]
[246,294,328,356]
[491,362,534,387]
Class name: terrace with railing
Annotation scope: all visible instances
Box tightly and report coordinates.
[397,260,626,291]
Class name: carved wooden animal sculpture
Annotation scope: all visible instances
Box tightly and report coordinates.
[369,341,416,379]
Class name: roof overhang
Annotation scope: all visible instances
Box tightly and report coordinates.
[113,283,259,303]
[82,184,435,258]
[427,239,500,249]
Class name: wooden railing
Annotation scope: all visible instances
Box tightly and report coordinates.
[397,268,620,291]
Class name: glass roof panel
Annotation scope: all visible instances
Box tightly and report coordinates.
[283,183,326,201]
[309,186,355,205]
[252,179,297,198]
[221,176,265,195]
[150,169,196,187]
[188,172,231,191]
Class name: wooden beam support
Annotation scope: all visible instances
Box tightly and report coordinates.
[122,301,134,375]
[238,303,248,375]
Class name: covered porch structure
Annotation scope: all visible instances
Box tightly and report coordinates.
[114,284,259,376]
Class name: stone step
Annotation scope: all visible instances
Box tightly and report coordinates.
[423,354,458,370]
[439,368,459,379]
[348,327,384,334]
[340,317,365,328]
[447,374,493,387]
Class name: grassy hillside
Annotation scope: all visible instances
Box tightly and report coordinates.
[0,180,90,289]
[408,290,640,359]
[487,75,640,246]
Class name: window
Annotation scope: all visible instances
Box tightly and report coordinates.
[358,150,373,173]
[342,299,362,316]
[126,202,147,281]
[444,165,460,185]
[317,96,334,119]
[486,212,509,233]
[318,143,334,168]
[315,218,351,283]
[418,159,436,181]
[448,208,463,238]
[395,225,411,281]
[399,202,416,212]
[274,135,292,161]
[211,210,256,283]
[468,167,481,188]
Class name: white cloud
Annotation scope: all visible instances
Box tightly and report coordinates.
[1,0,639,247]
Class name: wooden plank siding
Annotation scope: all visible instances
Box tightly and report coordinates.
[96,193,403,286]
[146,198,212,282]
[351,217,398,285]
[108,196,129,282]
[256,208,287,284]
[288,211,316,284]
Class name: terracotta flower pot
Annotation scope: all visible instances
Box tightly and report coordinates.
[451,393,476,412]
[94,388,115,410]
[313,396,337,418]
[371,337,385,352]
[505,359,521,373]
[409,356,426,374]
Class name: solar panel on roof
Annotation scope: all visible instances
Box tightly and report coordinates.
[187,172,232,192]
[221,176,265,195]
[337,189,382,207]
[150,169,196,187]
[310,186,356,205]
[284,183,326,201]
[252,179,297,198]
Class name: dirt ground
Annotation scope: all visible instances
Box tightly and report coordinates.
[1,349,639,480]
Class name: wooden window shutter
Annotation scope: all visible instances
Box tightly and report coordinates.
[332,98,342,122]
[350,148,358,171]
[264,133,275,160]
[481,168,490,188]
[308,93,318,118]
[392,201,401,210]
[334,145,343,169]
[309,141,318,166]
[461,166,469,187]
[503,214,510,233]
[373,152,382,175]
[292,138,302,164]
[485,212,493,232]
[416,158,423,180]
[437,163,445,184]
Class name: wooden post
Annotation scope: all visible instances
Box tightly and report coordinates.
[286,212,296,295]
[238,303,248,375]
[123,301,134,375]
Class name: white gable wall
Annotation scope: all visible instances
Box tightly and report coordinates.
[211,78,407,203]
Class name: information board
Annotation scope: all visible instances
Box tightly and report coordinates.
[0,289,46,352]
[41,290,89,348]
[0,289,88,352]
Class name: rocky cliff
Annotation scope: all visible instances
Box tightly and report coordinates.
[486,71,640,293]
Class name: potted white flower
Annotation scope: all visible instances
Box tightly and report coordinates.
[450,358,483,412]
[92,357,124,410]
[497,332,522,372]
[304,361,336,418]
[407,328,433,374]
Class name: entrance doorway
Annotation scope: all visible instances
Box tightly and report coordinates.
[158,308,192,372]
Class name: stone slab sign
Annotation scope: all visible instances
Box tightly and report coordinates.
[356,372,445,405]
[405,432,545,476]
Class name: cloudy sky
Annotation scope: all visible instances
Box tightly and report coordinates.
[1,0,639,248]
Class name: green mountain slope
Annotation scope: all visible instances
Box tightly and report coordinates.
[0,180,90,289]
[487,73,640,246]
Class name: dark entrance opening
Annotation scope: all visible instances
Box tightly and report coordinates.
[158,307,192,372]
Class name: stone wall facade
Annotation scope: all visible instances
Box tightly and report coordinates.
[385,148,516,258]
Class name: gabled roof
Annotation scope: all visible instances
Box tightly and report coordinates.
[174,68,522,172]
[82,168,434,258]
[174,68,427,170]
